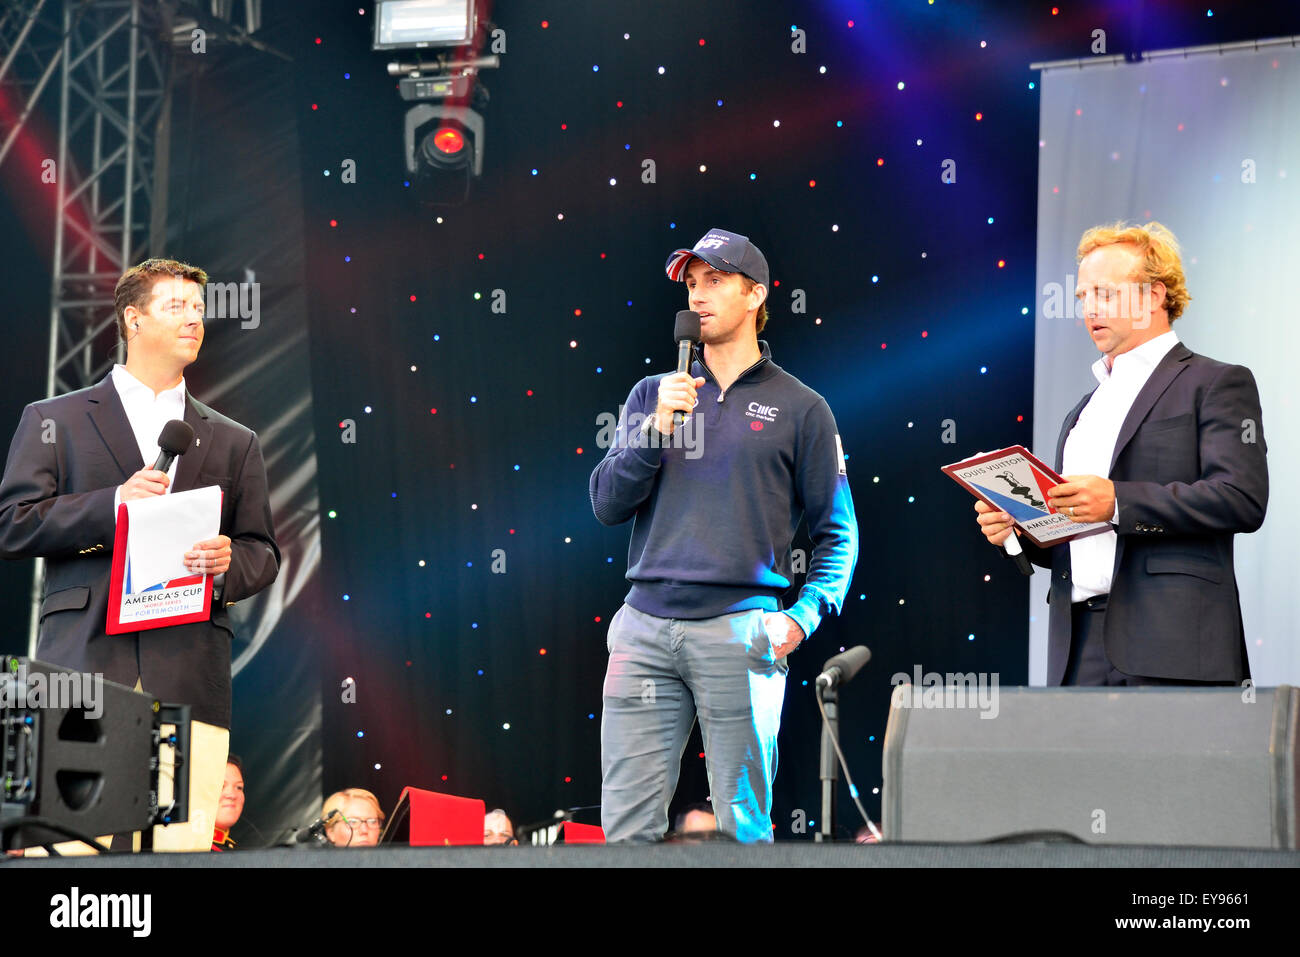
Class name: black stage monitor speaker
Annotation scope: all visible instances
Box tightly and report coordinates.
[2,657,160,845]
[882,685,1298,848]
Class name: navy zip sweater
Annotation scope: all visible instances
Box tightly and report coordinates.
[589,340,859,639]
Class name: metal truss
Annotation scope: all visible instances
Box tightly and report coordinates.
[1,1,172,653]
[3,0,265,652]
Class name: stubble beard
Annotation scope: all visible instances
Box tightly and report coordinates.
[700,313,745,347]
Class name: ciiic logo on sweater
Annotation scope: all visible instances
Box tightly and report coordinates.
[746,402,779,423]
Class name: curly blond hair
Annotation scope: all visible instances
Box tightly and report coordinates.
[1076,221,1191,320]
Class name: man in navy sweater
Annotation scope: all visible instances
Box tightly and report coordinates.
[589,228,859,843]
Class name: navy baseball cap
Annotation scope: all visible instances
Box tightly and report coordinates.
[665,227,769,289]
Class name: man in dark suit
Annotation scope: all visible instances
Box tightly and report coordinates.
[0,258,279,849]
[976,222,1268,686]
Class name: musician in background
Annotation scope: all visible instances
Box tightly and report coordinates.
[322,788,386,848]
[212,755,245,851]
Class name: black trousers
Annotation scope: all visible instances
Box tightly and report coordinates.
[1063,595,1235,687]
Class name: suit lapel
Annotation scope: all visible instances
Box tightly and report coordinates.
[86,376,145,480]
[1055,392,1094,472]
[172,392,213,493]
[1108,343,1191,473]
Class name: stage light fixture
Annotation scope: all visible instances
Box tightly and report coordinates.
[405,103,485,204]
[377,1,497,205]
[430,126,466,159]
[373,0,476,51]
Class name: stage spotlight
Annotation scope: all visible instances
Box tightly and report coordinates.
[405,103,484,204]
[424,125,467,168]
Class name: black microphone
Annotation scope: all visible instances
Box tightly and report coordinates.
[552,804,602,821]
[672,310,701,428]
[815,646,872,691]
[151,420,195,474]
[293,809,339,846]
[1002,529,1034,577]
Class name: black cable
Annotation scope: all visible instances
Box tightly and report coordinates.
[0,816,113,856]
[814,690,882,841]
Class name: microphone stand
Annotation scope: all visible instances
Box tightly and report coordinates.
[816,683,838,843]
[812,652,882,844]
[517,805,601,846]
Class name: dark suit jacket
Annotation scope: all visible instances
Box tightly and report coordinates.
[0,375,280,727]
[1023,343,1268,684]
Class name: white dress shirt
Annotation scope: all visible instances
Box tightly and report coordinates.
[110,364,187,514]
[1063,330,1180,601]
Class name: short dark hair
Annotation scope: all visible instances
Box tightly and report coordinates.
[114,258,208,344]
[226,753,244,777]
[739,275,769,333]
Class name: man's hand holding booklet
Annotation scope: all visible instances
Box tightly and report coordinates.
[942,446,1112,549]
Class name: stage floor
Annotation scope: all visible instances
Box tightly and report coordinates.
[7,842,1298,868]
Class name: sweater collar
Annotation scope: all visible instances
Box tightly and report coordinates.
[693,339,778,386]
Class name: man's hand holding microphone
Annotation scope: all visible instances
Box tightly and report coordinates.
[653,372,705,435]
[651,309,706,436]
[973,499,1018,546]
[116,421,231,576]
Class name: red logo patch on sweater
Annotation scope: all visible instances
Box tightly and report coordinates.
[750,421,763,431]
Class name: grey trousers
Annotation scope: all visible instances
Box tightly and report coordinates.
[600,603,788,844]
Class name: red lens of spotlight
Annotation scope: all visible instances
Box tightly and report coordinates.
[432,127,465,154]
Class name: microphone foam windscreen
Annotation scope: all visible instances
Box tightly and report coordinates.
[821,646,872,685]
[674,310,702,343]
[158,419,196,456]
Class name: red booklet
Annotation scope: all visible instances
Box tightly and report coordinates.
[105,487,221,634]
[942,446,1111,548]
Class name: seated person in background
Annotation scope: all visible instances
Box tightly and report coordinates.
[854,823,880,845]
[484,808,516,845]
[322,788,386,848]
[673,803,717,836]
[212,755,245,851]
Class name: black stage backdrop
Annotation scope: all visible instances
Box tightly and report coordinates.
[4,1,1296,843]
[163,32,326,845]
[299,1,1047,839]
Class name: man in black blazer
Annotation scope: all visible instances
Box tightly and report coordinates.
[0,258,279,849]
[976,223,1267,686]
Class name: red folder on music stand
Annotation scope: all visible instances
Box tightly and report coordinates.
[560,821,605,844]
[379,787,485,847]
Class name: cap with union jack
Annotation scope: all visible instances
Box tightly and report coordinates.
[665,227,769,289]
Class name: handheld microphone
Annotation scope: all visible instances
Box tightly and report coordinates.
[672,310,701,428]
[815,646,872,691]
[151,420,195,474]
[1003,528,1034,576]
[969,449,1034,578]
